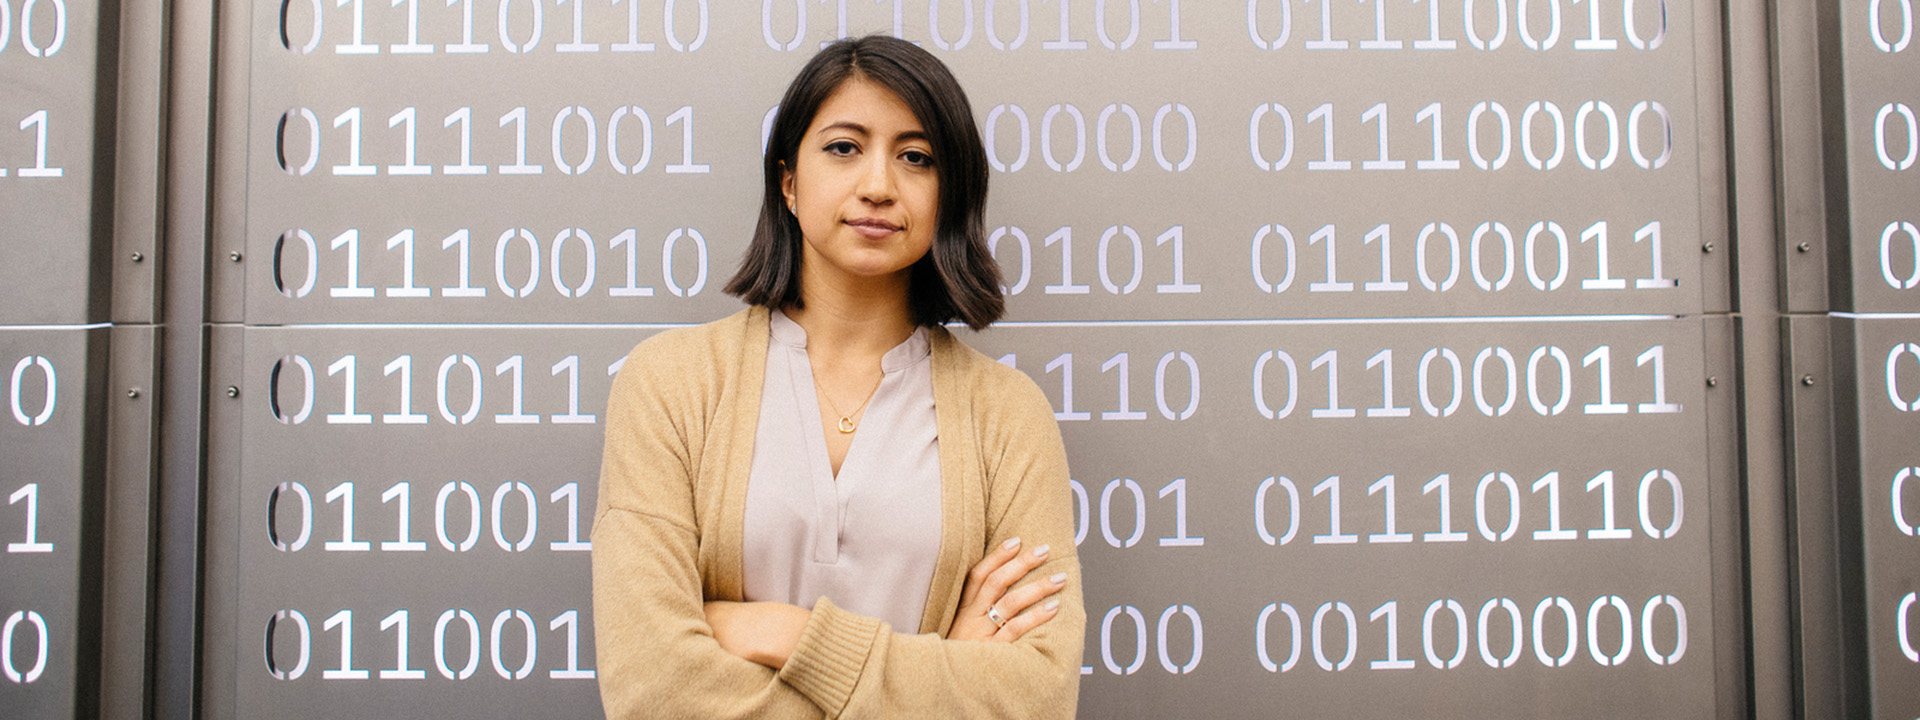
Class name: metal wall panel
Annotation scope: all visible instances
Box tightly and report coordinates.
[1688,0,1732,317]
[215,316,1726,718]
[232,325,637,717]
[1773,0,1841,313]
[1800,1,1920,715]
[235,3,1712,325]
[198,323,247,720]
[961,318,1717,718]
[1835,316,1920,719]
[1782,313,1856,717]
[0,327,105,718]
[0,0,108,324]
[96,322,156,720]
[1833,0,1920,313]
[1699,316,1747,718]
[107,0,166,326]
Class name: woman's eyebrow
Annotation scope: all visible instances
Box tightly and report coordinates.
[817,121,870,137]
[814,122,929,144]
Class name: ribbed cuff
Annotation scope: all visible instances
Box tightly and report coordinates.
[778,597,881,718]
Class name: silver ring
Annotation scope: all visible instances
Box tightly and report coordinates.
[986,605,1008,629]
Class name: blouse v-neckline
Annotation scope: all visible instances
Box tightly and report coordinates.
[769,309,930,482]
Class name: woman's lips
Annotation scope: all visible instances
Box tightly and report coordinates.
[845,218,901,239]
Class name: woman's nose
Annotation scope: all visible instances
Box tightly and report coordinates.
[856,155,896,204]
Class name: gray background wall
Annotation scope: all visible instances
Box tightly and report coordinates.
[0,0,1914,717]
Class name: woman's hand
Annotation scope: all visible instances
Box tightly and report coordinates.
[704,601,812,670]
[947,537,1067,642]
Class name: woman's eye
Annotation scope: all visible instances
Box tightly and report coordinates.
[825,140,858,156]
[902,150,934,167]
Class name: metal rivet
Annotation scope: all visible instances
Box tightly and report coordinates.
[1705,376,1718,387]
[127,388,141,399]
[229,251,243,263]
[1797,242,1812,253]
[130,251,144,263]
[226,386,240,398]
[1701,242,1714,254]
[1801,374,1817,386]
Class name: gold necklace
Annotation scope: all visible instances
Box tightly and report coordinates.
[817,373,881,433]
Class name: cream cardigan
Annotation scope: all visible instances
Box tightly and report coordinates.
[592,306,1085,719]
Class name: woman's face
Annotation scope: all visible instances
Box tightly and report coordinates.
[781,77,940,287]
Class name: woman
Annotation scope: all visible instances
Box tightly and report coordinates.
[592,36,1084,719]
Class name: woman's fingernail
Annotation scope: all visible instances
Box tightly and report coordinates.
[1044,599,1060,612]
[1032,544,1051,557]
[1002,537,1021,551]
[1050,573,1067,584]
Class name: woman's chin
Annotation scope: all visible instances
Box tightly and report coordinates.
[825,254,918,281]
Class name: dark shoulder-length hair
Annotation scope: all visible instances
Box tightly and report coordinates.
[723,35,1004,331]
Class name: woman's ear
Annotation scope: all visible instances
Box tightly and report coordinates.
[779,160,796,214]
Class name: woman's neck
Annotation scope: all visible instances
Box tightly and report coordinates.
[786,264,917,362]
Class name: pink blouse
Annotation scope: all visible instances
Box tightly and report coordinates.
[741,310,943,632]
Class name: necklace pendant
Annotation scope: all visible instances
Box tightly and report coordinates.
[837,416,857,433]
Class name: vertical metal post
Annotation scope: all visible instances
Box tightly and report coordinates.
[1724,1,1794,717]
[151,0,220,716]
